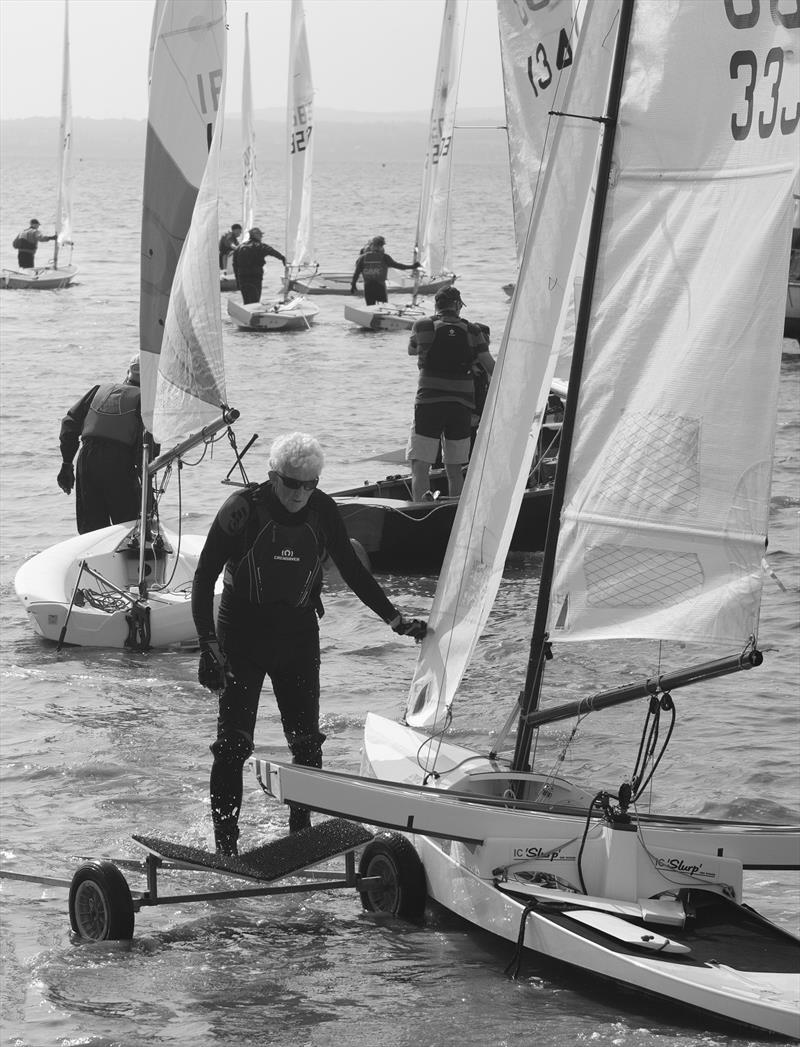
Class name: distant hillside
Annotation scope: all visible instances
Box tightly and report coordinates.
[0,108,509,165]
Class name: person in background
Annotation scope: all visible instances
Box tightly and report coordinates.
[191,431,427,855]
[218,222,243,272]
[406,285,495,502]
[350,235,419,305]
[14,219,56,269]
[232,227,286,305]
[57,357,145,534]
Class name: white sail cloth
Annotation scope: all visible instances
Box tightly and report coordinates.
[406,0,620,731]
[549,1,799,646]
[286,0,315,268]
[241,11,256,233]
[55,0,73,255]
[414,0,467,278]
[150,2,228,449]
[139,0,226,434]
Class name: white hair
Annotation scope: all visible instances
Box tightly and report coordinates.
[269,432,324,475]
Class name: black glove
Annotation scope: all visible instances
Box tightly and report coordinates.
[390,613,427,642]
[198,636,231,691]
[57,462,74,494]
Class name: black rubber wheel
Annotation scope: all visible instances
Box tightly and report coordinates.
[358,832,426,920]
[69,861,135,941]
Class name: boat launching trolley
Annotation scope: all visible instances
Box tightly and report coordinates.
[0,818,428,942]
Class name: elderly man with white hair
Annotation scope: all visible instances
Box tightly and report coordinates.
[191,431,427,854]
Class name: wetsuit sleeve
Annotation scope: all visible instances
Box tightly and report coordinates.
[264,243,287,265]
[317,492,398,622]
[191,495,250,638]
[384,254,414,271]
[59,385,99,464]
[351,255,364,286]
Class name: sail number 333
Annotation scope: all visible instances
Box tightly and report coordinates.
[727,0,797,140]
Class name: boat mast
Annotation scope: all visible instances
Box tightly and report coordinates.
[53,0,70,270]
[510,0,636,774]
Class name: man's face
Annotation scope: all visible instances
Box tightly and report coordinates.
[271,464,319,513]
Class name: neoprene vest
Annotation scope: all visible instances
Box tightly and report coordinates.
[361,250,387,282]
[234,242,264,277]
[223,498,325,612]
[82,384,141,445]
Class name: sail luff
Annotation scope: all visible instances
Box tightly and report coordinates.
[286,0,314,268]
[405,0,621,733]
[139,0,226,434]
[241,11,256,233]
[54,0,72,268]
[512,0,636,774]
[413,0,467,278]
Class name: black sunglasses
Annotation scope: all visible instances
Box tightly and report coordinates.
[277,473,318,491]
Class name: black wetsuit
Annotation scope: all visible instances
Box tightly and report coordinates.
[191,481,397,848]
[232,241,286,304]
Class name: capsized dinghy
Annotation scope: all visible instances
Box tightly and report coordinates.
[250,0,800,1036]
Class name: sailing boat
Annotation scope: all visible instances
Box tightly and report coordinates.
[1,0,77,292]
[15,0,235,651]
[342,0,463,331]
[227,1,319,332]
[250,1,800,1036]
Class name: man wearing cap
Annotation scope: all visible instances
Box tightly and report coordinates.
[350,236,420,305]
[57,357,145,534]
[14,219,56,269]
[407,285,495,502]
[232,227,287,304]
[218,222,243,273]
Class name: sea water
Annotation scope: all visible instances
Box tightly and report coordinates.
[1,153,798,1047]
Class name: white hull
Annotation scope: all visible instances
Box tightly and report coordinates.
[291,270,455,297]
[14,522,220,649]
[227,296,318,331]
[248,713,800,1038]
[1,265,77,290]
[343,302,425,331]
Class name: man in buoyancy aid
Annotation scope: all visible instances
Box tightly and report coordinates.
[57,356,144,534]
[350,235,420,305]
[406,286,495,502]
[191,431,428,854]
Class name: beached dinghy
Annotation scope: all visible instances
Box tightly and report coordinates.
[251,1,800,1036]
[1,0,77,291]
[344,0,463,331]
[15,0,237,650]
[227,1,318,333]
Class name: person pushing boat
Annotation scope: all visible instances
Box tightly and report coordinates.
[232,227,286,305]
[350,235,419,305]
[191,431,427,855]
[13,219,56,269]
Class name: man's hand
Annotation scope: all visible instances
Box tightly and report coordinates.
[57,462,74,494]
[198,636,232,691]
[389,613,427,642]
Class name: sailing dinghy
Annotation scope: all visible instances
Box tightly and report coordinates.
[343,0,463,331]
[15,0,237,651]
[227,1,318,332]
[1,0,77,291]
[251,1,800,1036]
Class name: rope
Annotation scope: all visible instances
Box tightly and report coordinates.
[504,898,539,979]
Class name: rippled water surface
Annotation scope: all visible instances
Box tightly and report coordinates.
[1,150,798,1047]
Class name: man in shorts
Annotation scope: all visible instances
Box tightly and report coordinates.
[406,286,495,502]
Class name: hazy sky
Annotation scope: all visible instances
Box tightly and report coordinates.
[0,0,506,121]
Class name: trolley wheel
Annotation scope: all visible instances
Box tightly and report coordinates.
[69,861,135,941]
[358,832,426,921]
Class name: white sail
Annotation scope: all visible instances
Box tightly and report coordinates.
[139,0,226,434]
[152,17,228,449]
[548,1,799,647]
[241,11,256,233]
[406,1,620,731]
[498,0,583,266]
[414,0,467,278]
[286,0,315,267]
[54,0,73,262]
